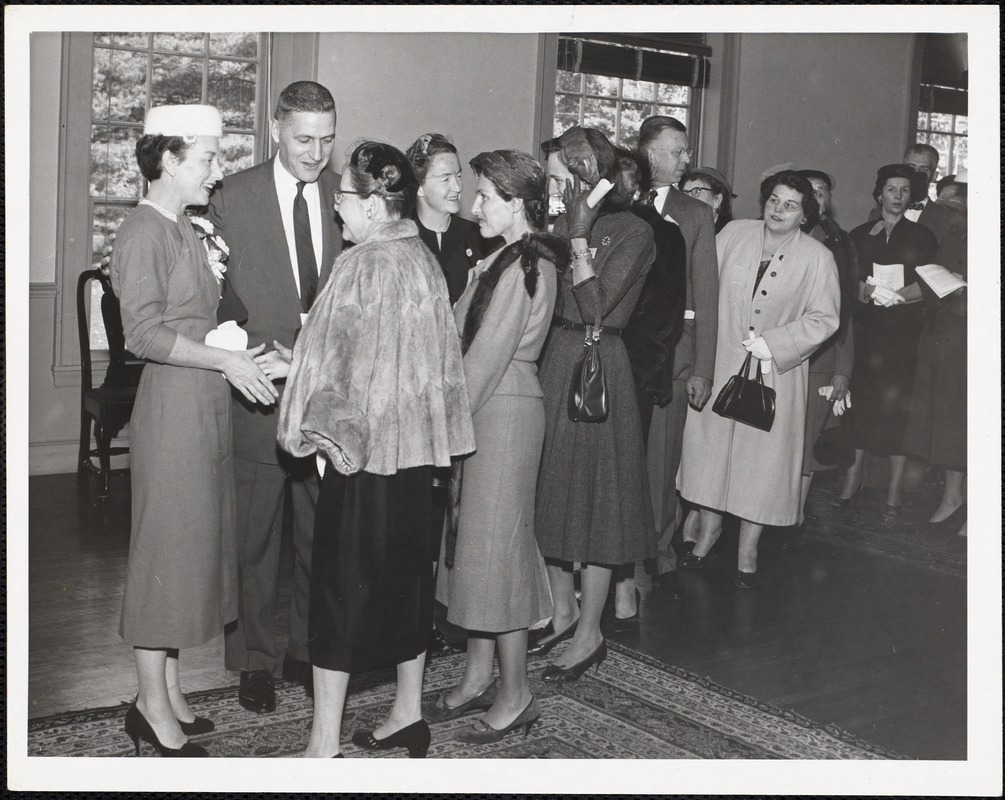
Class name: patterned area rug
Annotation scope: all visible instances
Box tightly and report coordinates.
[803,471,967,578]
[28,642,903,759]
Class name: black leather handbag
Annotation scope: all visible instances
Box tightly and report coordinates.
[813,413,853,467]
[567,307,609,423]
[712,352,776,432]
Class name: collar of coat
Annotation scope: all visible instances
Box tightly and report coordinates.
[364,218,419,245]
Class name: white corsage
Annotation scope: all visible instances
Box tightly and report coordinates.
[188,214,230,284]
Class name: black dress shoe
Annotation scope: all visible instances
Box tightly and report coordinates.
[125,704,208,757]
[527,618,578,656]
[352,719,431,758]
[734,570,758,589]
[282,653,313,699]
[239,669,276,713]
[655,571,685,600]
[541,639,607,683]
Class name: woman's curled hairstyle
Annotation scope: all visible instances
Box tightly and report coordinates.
[135,135,190,183]
[469,149,547,230]
[405,133,458,185]
[347,140,417,219]
[759,170,820,228]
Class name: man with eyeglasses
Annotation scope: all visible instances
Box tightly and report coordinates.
[621,115,720,603]
[204,81,342,714]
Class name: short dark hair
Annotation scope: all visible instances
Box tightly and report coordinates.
[904,142,939,166]
[469,149,546,229]
[935,174,957,195]
[274,81,336,123]
[608,147,644,211]
[346,140,417,219]
[405,133,459,185]
[759,170,819,227]
[135,134,190,183]
[638,115,687,154]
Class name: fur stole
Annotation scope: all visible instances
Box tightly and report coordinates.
[460,232,569,355]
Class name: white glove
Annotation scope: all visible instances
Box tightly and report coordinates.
[742,336,772,361]
[205,320,249,351]
[833,391,852,416]
[866,278,904,307]
[818,385,834,401]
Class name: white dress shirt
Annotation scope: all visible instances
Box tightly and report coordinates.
[904,196,927,223]
[273,157,324,297]
[652,185,679,225]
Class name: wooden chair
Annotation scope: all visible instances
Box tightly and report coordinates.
[76,269,143,499]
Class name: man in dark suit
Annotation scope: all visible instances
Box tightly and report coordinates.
[628,116,719,603]
[205,81,342,713]
[870,143,964,245]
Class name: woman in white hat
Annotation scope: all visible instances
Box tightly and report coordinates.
[109,104,278,756]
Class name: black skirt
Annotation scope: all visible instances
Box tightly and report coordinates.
[309,465,433,673]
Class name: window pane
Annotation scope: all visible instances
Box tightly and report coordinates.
[952,136,968,173]
[582,97,616,141]
[929,112,953,133]
[90,203,135,349]
[620,102,652,147]
[583,74,619,97]
[656,105,688,127]
[151,55,203,106]
[96,32,149,49]
[927,133,952,174]
[622,79,653,101]
[210,32,258,59]
[209,59,257,129]
[93,47,148,123]
[556,70,582,93]
[153,33,206,54]
[954,116,968,134]
[219,133,256,175]
[91,126,143,199]
[917,111,929,131]
[554,93,580,136]
[656,83,689,105]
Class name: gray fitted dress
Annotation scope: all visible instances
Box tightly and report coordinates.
[111,202,238,648]
[535,211,658,565]
[436,249,557,632]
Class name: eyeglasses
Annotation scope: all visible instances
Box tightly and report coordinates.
[683,186,713,198]
[651,147,693,159]
[333,189,370,205]
[765,197,802,213]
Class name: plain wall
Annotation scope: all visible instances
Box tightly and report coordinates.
[316,32,543,220]
[727,33,917,227]
[30,33,62,283]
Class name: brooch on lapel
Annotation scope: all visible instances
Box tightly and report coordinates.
[601,235,612,247]
[466,248,474,258]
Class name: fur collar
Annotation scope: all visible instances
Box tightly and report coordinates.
[460,231,569,355]
[365,218,419,244]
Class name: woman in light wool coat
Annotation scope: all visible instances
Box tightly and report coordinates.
[677,171,840,589]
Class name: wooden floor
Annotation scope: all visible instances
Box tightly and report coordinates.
[25,470,966,759]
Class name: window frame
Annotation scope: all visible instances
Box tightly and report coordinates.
[53,32,271,383]
[915,84,968,185]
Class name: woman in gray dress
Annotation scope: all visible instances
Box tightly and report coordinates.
[110,105,278,756]
[427,150,562,742]
[532,127,657,680]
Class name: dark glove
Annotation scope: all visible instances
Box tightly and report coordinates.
[563,175,601,240]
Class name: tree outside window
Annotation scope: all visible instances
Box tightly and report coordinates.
[88,32,265,348]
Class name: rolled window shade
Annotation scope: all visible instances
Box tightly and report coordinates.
[557,37,711,88]
[920,83,968,117]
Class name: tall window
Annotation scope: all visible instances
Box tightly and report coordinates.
[916,84,968,187]
[88,32,266,347]
[550,36,708,150]
[554,73,691,148]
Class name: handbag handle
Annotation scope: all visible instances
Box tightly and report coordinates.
[737,351,764,385]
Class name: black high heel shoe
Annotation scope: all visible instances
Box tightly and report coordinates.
[454,696,540,743]
[125,704,208,757]
[527,617,579,656]
[541,640,607,683]
[831,481,863,508]
[178,716,214,736]
[351,719,431,758]
[611,588,641,633]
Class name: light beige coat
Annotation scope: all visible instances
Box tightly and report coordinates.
[678,220,840,526]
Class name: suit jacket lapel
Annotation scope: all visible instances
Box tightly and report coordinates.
[253,159,302,316]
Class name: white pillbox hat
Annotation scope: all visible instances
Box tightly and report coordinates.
[143,104,223,138]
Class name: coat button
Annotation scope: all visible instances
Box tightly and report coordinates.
[761,290,767,295]
[779,255,785,260]
[754,309,761,314]
[770,271,777,277]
